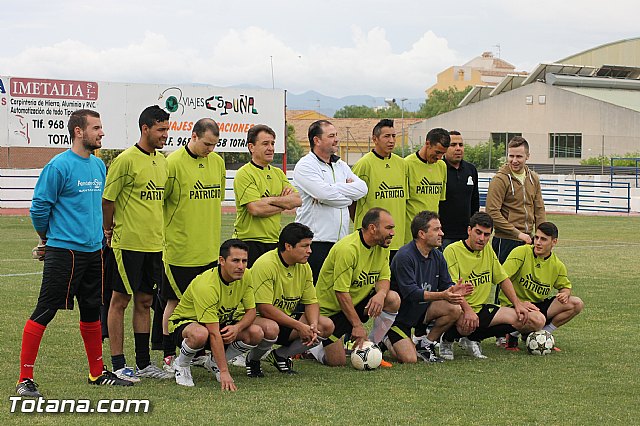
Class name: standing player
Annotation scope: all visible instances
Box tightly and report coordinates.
[486,136,546,263]
[350,119,407,262]
[404,128,449,244]
[499,222,584,350]
[247,223,335,376]
[312,208,400,366]
[160,118,226,371]
[439,131,479,250]
[17,109,131,398]
[441,212,545,359]
[386,211,472,363]
[233,124,301,267]
[168,239,263,389]
[103,105,173,381]
[293,120,367,283]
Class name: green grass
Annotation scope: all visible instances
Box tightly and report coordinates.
[1,214,639,425]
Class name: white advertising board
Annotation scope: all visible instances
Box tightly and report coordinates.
[0,76,286,152]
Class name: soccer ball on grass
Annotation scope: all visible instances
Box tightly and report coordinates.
[525,330,555,355]
[350,341,383,370]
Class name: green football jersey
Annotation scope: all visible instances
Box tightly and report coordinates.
[233,162,295,243]
[164,147,226,266]
[443,240,508,312]
[103,145,168,252]
[168,268,255,332]
[352,151,407,251]
[404,153,447,243]
[316,230,391,316]
[253,249,317,317]
[500,245,571,305]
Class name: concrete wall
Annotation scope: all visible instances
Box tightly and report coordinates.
[409,82,640,164]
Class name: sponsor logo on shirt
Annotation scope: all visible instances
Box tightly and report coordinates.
[274,295,300,312]
[218,305,239,324]
[467,270,491,287]
[375,182,405,200]
[518,274,550,296]
[190,180,221,200]
[352,270,381,288]
[141,180,164,201]
[421,282,432,291]
[416,177,443,195]
[77,178,103,193]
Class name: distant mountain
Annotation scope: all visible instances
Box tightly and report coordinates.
[285,90,424,117]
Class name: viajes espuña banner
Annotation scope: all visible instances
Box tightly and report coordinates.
[0,76,286,152]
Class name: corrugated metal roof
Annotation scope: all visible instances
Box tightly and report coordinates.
[559,86,640,112]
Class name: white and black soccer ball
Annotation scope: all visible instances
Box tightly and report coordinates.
[526,330,555,355]
[350,341,383,370]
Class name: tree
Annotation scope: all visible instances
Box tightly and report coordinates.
[96,149,124,169]
[464,140,506,170]
[285,124,304,164]
[415,86,472,118]
[581,152,640,167]
[334,105,378,118]
[333,104,405,119]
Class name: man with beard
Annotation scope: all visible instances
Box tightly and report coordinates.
[311,208,401,366]
[103,105,173,381]
[17,110,132,398]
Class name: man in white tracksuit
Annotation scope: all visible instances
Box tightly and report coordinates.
[293,120,368,283]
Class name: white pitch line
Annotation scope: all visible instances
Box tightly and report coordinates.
[0,272,42,277]
[0,259,38,262]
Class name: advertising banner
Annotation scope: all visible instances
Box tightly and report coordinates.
[0,76,286,152]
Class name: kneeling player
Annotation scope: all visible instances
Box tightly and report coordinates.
[386,211,472,363]
[168,239,265,390]
[499,222,583,350]
[247,223,334,375]
[441,212,545,359]
[312,208,401,366]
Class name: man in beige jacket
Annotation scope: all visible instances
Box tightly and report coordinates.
[486,136,545,265]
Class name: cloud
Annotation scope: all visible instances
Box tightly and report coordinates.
[0,26,459,97]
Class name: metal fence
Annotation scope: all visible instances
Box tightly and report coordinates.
[3,169,633,214]
[478,176,631,214]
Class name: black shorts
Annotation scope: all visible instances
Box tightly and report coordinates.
[534,297,556,324]
[492,237,525,264]
[111,249,162,295]
[275,313,303,346]
[389,250,398,265]
[387,322,414,345]
[35,247,103,310]
[161,261,217,301]
[244,240,277,268]
[476,304,501,328]
[323,291,374,347]
[170,321,235,348]
[308,241,334,284]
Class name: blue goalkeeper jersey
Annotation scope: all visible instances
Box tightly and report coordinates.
[30,149,106,252]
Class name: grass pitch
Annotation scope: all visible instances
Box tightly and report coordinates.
[1,213,639,425]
